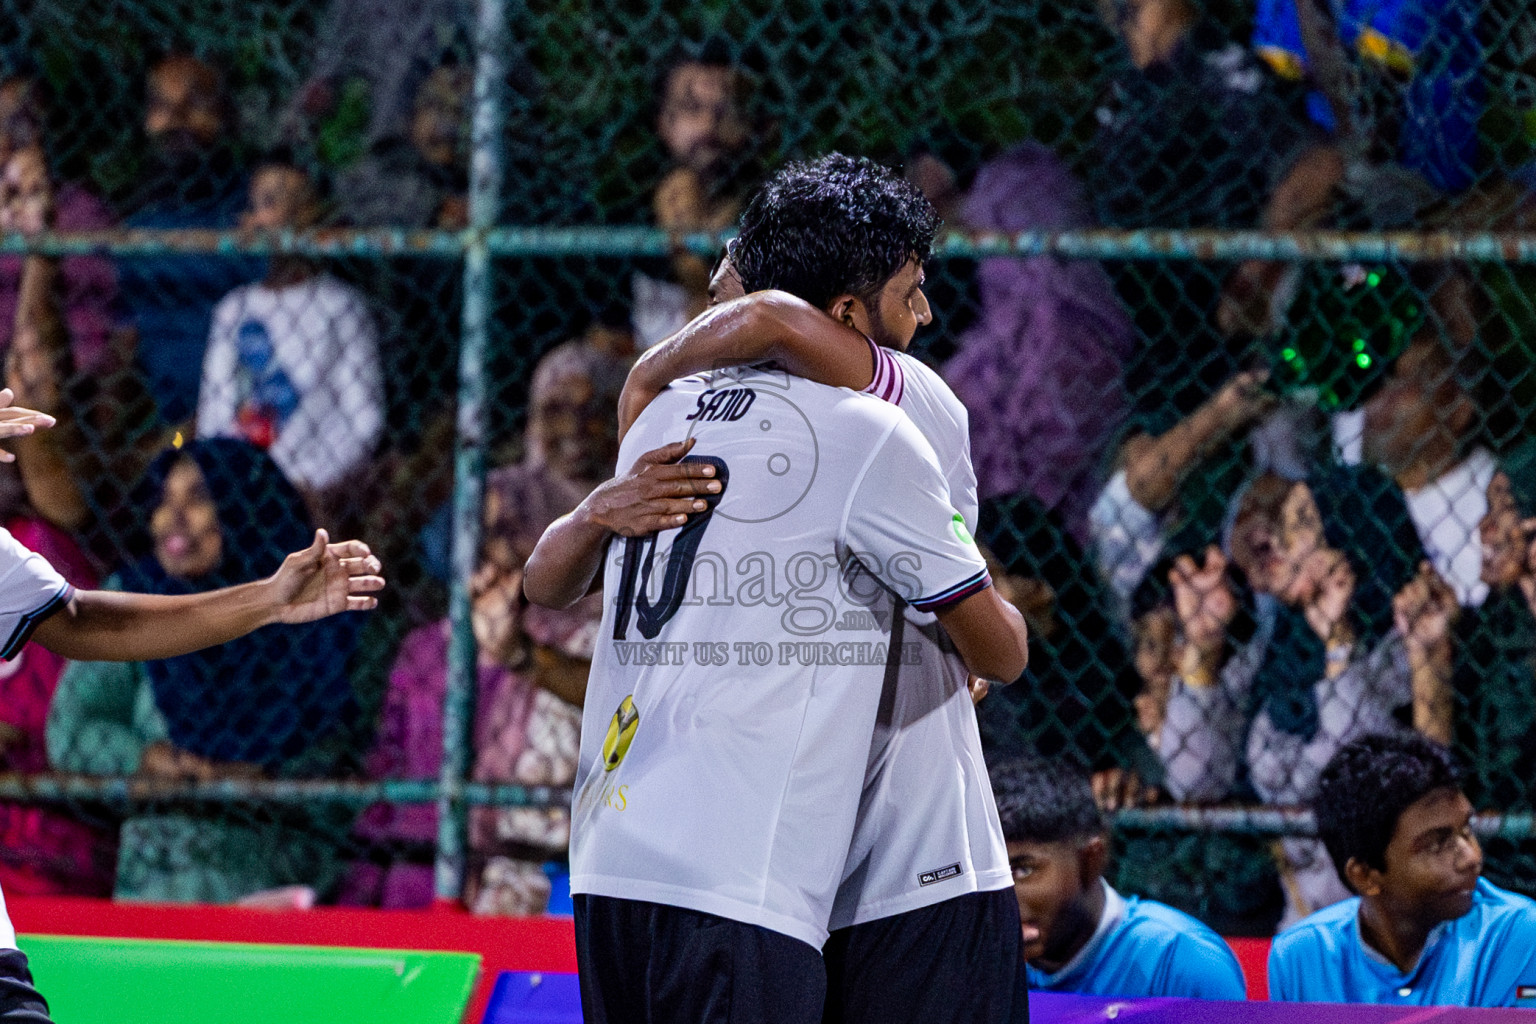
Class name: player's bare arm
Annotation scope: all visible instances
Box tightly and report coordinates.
[524,438,724,610]
[30,530,384,662]
[618,289,875,440]
[935,587,1029,685]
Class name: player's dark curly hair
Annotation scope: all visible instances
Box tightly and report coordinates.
[991,755,1104,845]
[1315,733,1461,890]
[731,153,940,311]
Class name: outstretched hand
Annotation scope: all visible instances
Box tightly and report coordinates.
[0,386,55,462]
[268,529,386,624]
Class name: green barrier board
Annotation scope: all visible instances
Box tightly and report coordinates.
[18,935,479,1024]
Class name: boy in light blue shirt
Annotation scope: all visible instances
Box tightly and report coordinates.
[1270,733,1536,1007]
[993,757,1247,1020]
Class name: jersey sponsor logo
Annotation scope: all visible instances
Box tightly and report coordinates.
[1518,986,1536,1001]
[602,695,640,771]
[919,862,962,886]
[950,513,973,546]
[685,387,757,423]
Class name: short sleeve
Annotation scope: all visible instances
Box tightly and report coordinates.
[860,337,905,406]
[1162,935,1248,1000]
[0,529,72,661]
[1266,935,1299,1001]
[1484,906,1536,1007]
[843,412,989,613]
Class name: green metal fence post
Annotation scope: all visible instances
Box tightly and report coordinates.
[436,0,509,903]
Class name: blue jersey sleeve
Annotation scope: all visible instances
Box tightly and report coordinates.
[1478,905,1536,1007]
[1267,933,1304,1001]
[1161,935,1248,1001]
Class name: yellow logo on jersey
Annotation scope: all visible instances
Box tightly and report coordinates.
[603,695,640,772]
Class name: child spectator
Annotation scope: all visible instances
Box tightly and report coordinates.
[120,53,259,425]
[345,341,624,912]
[1271,734,1536,1006]
[45,439,362,902]
[196,151,384,513]
[944,144,1133,544]
[992,755,1247,1009]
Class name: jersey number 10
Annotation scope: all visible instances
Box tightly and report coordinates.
[613,455,730,640]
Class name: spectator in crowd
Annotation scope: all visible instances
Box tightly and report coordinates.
[120,52,259,425]
[0,467,110,897]
[284,0,473,159]
[346,341,623,913]
[1336,334,1496,607]
[633,38,764,349]
[993,755,1247,1008]
[1115,556,1287,937]
[1161,465,1448,926]
[336,61,470,230]
[1090,0,1337,418]
[1251,0,1482,198]
[944,144,1133,544]
[1090,369,1276,615]
[196,150,385,521]
[46,439,363,903]
[1448,443,1536,889]
[0,75,120,380]
[1271,734,1536,1006]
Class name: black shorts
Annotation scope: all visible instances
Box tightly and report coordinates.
[822,887,1024,1024]
[574,894,826,1024]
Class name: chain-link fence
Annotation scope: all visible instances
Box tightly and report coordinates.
[0,0,1532,936]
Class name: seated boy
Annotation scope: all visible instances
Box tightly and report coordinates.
[1270,733,1536,1006]
[994,756,1247,1009]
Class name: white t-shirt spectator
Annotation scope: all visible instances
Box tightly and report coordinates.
[197,275,384,492]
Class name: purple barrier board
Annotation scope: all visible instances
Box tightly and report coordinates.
[1033,993,1536,1023]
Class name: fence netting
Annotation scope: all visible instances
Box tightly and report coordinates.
[0,0,1532,935]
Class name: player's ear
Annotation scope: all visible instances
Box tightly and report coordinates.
[1344,857,1382,898]
[825,293,860,330]
[1079,834,1109,887]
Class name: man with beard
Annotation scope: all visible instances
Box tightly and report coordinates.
[120,53,259,425]
[528,155,1028,1024]
[632,38,765,349]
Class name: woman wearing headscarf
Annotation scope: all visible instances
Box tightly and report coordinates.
[944,144,1134,544]
[1160,464,1444,926]
[346,340,625,913]
[46,438,364,902]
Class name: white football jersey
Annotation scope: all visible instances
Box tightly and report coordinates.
[570,366,991,949]
[0,528,72,661]
[829,346,1011,930]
